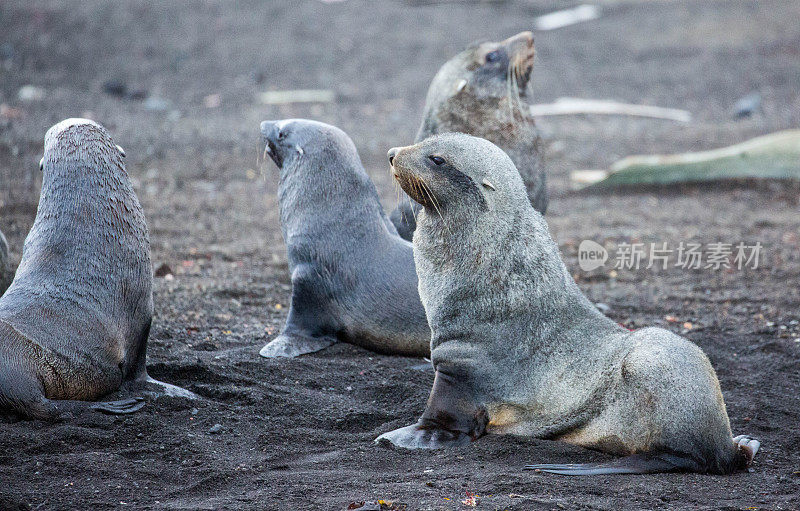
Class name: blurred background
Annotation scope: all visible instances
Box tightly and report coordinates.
[1,1,799,509]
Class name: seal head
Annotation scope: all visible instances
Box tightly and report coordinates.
[389,31,547,241]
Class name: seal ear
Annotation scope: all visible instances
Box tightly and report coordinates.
[116,145,126,158]
[481,178,496,191]
[39,157,44,171]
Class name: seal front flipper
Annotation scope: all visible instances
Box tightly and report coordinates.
[389,199,418,242]
[375,369,487,449]
[119,376,198,400]
[260,264,340,359]
[259,333,337,358]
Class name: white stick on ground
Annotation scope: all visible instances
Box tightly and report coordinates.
[529,97,692,122]
[534,5,601,31]
[258,90,335,105]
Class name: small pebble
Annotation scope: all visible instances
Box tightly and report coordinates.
[595,302,611,314]
[733,91,761,119]
[209,423,223,434]
[17,85,45,102]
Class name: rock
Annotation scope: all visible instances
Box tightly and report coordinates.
[208,423,223,434]
[17,85,45,102]
[102,80,127,98]
[143,96,171,112]
[154,263,174,277]
[733,92,761,119]
[595,302,611,314]
[128,89,149,101]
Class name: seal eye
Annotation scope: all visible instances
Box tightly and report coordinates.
[485,50,501,63]
[429,155,446,166]
[277,131,286,140]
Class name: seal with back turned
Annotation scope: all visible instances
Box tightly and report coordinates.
[0,118,193,420]
[258,119,430,358]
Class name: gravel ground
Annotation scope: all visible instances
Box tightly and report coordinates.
[1,0,799,509]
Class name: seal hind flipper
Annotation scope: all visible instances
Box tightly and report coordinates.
[0,372,147,420]
[524,453,701,475]
[90,397,146,415]
[733,435,761,464]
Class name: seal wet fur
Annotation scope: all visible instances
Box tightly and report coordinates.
[0,118,193,420]
[258,119,430,358]
[378,133,760,475]
[390,31,547,240]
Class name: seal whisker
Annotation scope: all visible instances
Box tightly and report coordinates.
[420,179,451,236]
[511,58,532,129]
[394,180,408,224]
[407,177,422,225]
[506,57,515,123]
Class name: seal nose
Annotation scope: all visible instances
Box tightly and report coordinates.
[387,147,399,166]
[508,30,534,47]
[260,120,278,141]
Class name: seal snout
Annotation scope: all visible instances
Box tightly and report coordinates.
[504,31,535,89]
[388,146,407,183]
[505,31,534,51]
[260,120,284,168]
[387,147,399,167]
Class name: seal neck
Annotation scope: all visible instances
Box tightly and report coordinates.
[417,206,616,356]
[277,152,390,253]
[13,148,150,309]
[417,92,537,148]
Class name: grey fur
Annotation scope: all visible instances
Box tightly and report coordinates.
[258,119,430,358]
[0,229,11,295]
[377,133,758,475]
[390,31,547,240]
[0,118,192,420]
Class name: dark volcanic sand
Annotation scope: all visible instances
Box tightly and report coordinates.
[1,1,799,509]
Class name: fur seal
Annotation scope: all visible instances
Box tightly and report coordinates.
[390,31,547,241]
[377,133,760,475]
[258,119,430,358]
[0,229,11,296]
[0,118,192,420]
